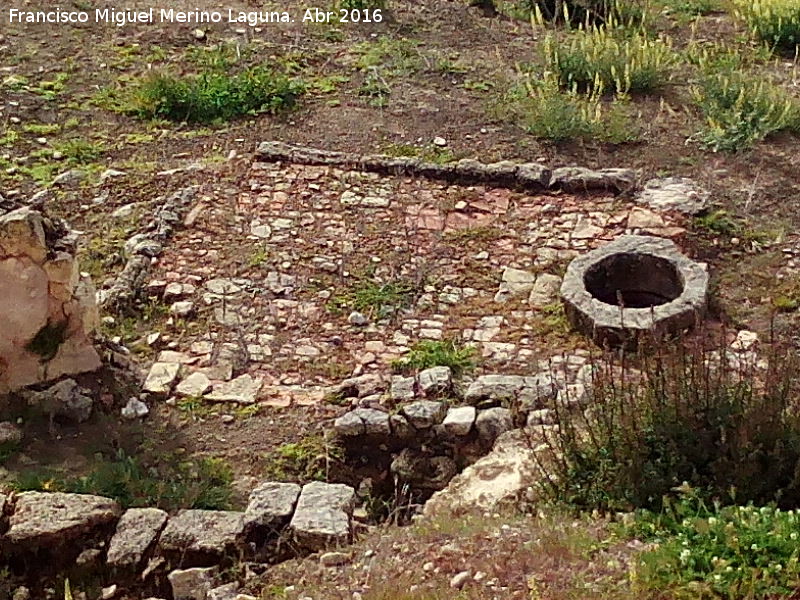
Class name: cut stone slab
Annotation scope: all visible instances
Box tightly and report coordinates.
[205,374,262,404]
[208,582,240,600]
[442,406,476,436]
[335,407,392,437]
[333,411,365,437]
[424,430,543,517]
[4,492,121,551]
[495,267,536,302]
[389,414,413,439]
[464,375,527,403]
[528,274,562,308]
[637,177,709,215]
[168,566,219,600]
[358,408,391,436]
[289,481,355,550]
[158,510,245,558]
[0,207,47,263]
[243,482,301,538]
[401,400,446,429]
[143,362,181,395]
[204,278,241,295]
[550,166,637,193]
[417,366,452,395]
[106,507,168,568]
[475,407,514,442]
[334,374,384,398]
[175,372,212,398]
[390,375,415,402]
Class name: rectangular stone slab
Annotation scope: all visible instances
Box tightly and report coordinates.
[289,482,355,550]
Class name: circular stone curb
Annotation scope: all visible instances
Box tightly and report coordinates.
[560,235,708,347]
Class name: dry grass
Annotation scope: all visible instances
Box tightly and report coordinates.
[251,509,638,600]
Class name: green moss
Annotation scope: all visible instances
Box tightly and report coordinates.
[25,320,68,361]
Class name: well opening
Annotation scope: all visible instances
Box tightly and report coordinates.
[583,253,683,308]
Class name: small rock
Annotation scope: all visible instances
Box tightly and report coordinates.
[100,169,126,182]
[526,408,557,426]
[52,169,84,186]
[319,551,350,567]
[243,482,301,536]
[334,411,365,436]
[401,400,446,429]
[442,406,476,436]
[101,584,118,600]
[390,375,415,402]
[348,311,368,326]
[205,374,262,404]
[731,330,758,351]
[120,398,149,420]
[433,136,447,147]
[528,273,562,307]
[208,583,240,600]
[168,567,219,600]
[417,366,452,395]
[76,548,102,566]
[170,301,195,318]
[107,507,168,568]
[475,407,514,442]
[193,28,206,40]
[175,372,212,397]
[450,571,471,589]
[289,481,355,550]
[0,421,23,445]
[143,362,181,395]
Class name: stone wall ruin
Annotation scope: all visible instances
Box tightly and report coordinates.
[0,203,100,394]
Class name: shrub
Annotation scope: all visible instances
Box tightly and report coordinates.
[392,339,477,376]
[542,26,675,94]
[627,489,800,598]
[536,339,800,512]
[131,67,303,123]
[734,0,800,54]
[692,68,800,151]
[504,72,639,142]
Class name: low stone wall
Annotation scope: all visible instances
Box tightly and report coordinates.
[0,480,356,600]
[0,205,100,393]
[256,141,639,194]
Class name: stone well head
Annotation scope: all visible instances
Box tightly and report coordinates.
[560,235,708,347]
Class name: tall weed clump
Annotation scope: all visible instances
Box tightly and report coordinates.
[502,71,639,142]
[536,339,800,512]
[541,23,676,94]
[690,49,800,151]
[734,0,800,54]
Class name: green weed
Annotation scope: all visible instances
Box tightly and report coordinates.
[329,278,418,319]
[392,339,477,376]
[130,68,304,123]
[14,449,234,510]
[628,488,800,598]
[264,435,343,482]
